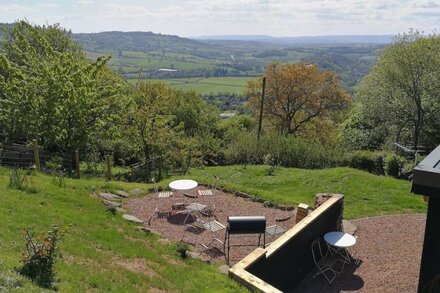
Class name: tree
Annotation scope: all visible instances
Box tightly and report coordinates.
[350,30,440,151]
[125,82,222,179]
[125,82,180,179]
[0,21,130,154]
[246,63,350,138]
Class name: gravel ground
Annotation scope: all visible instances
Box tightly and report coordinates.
[125,186,296,264]
[296,214,426,293]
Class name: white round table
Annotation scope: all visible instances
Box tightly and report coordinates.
[324,231,357,271]
[324,231,356,248]
[169,179,198,191]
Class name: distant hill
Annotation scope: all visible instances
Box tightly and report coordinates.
[0,25,383,92]
[72,31,229,59]
[193,34,394,44]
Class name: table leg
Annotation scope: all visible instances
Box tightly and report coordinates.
[326,243,352,273]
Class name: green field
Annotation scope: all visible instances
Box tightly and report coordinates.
[130,77,252,95]
[0,165,425,291]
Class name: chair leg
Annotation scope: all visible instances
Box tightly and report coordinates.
[313,267,337,284]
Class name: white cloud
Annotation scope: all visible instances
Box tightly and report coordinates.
[37,2,61,8]
[1,0,438,36]
[0,3,32,13]
[76,0,94,4]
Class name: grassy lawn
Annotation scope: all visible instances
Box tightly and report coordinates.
[185,165,426,219]
[0,167,245,292]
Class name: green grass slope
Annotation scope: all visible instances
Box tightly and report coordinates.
[186,165,426,219]
[0,167,245,292]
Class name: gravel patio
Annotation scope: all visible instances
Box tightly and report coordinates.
[126,188,426,292]
[296,214,425,292]
[125,186,298,264]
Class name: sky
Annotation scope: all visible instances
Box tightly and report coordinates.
[0,0,439,37]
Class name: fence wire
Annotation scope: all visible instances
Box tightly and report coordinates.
[0,144,73,172]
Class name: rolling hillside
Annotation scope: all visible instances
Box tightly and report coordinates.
[70,31,383,91]
[1,25,384,93]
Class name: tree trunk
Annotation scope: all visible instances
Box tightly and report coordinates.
[143,144,151,180]
[413,100,424,151]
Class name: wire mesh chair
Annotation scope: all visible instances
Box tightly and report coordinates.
[199,174,220,196]
[265,214,293,245]
[311,238,338,284]
[198,220,226,261]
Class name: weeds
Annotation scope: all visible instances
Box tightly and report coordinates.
[52,172,66,188]
[8,169,37,193]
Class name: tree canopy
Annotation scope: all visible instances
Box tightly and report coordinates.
[343,31,440,151]
[0,21,130,153]
[246,63,350,140]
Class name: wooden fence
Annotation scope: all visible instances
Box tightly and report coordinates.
[0,141,166,181]
[0,141,78,176]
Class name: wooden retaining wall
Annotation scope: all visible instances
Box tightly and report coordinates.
[229,194,344,292]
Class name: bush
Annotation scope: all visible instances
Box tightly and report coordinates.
[175,242,189,259]
[384,154,405,178]
[347,151,384,175]
[45,156,64,172]
[225,133,342,169]
[18,225,61,289]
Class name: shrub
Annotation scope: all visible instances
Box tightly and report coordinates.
[18,225,61,289]
[45,156,64,172]
[401,161,416,180]
[225,133,342,169]
[384,154,405,178]
[175,242,189,259]
[347,151,384,175]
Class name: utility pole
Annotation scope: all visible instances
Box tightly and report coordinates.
[257,77,266,142]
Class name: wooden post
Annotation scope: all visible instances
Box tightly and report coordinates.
[75,150,80,179]
[32,139,41,171]
[257,77,266,142]
[106,155,112,180]
[295,203,309,223]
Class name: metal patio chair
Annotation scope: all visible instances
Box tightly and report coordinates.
[151,178,173,198]
[198,220,226,261]
[265,214,293,245]
[311,238,338,284]
[197,174,219,196]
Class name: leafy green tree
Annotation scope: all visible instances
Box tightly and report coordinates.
[125,82,181,179]
[347,30,440,151]
[125,82,222,179]
[0,21,130,154]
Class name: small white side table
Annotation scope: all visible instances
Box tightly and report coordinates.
[324,231,357,272]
